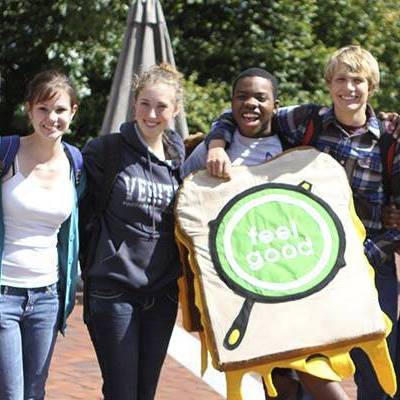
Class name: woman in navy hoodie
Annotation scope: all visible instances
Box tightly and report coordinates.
[82,63,185,400]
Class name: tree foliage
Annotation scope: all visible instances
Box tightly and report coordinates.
[183,74,230,134]
[164,0,400,109]
[1,0,130,145]
[1,0,399,144]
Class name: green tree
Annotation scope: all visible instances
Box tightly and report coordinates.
[1,0,399,145]
[312,0,400,110]
[1,0,130,145]
[184,74,230,134]
[164,0,328,106]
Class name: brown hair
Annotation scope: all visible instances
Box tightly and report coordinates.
[25,70,78,109]
[324,45,380,94]
[132,63,184,107]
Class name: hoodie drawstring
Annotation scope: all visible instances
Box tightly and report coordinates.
[147,150,157,238]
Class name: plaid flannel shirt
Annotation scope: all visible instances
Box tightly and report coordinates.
[207,104,400,269]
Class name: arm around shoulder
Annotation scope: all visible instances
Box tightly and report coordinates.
[204,110,236,149]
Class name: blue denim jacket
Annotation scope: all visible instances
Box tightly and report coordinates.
[0,152,86,334]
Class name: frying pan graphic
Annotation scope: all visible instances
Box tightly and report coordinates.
[209,182,346,350]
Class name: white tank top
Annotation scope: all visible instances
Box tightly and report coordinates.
[1,155,73,288]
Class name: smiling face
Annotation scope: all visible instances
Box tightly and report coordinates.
[328,62,370,125]
[134,82,179,141]
[231,76,278,138]
[27,89,77,142]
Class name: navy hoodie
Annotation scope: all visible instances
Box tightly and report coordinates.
[82,122,185,293]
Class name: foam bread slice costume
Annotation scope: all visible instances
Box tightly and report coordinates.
[175,147,396,399]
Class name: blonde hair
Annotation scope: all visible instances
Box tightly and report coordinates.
[25,70,78,109]
[324,45,380,94]
[132,63,184,106]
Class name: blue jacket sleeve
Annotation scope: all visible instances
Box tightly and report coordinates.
[182,141,208,177]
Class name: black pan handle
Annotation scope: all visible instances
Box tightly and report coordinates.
[223,298,255,350]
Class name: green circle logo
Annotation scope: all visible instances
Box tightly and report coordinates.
[210,182,345,302]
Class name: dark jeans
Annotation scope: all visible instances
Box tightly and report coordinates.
[86,282,178,400]
[351,260,400,400]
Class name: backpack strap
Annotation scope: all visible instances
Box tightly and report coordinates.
[0,135,20,178]
[378,121,399,205]
[95,133,122,212]
[302,106,323,146]
[63,141,83,186]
